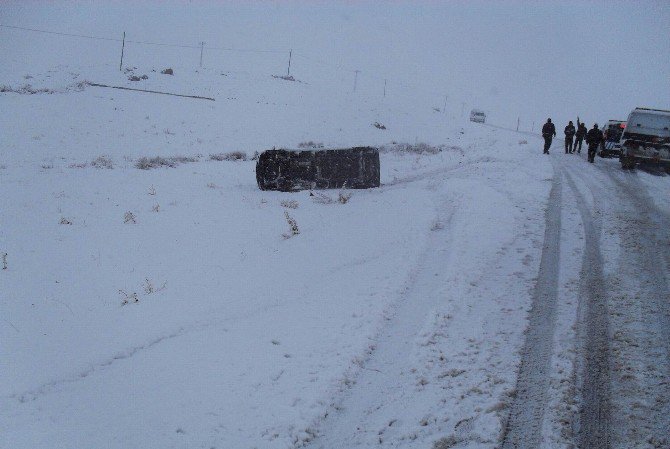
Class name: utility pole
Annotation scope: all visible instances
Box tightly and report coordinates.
[199,42,205,68]
[287,49,292,77]
[119,31,125,71]
[383,79,387,98]
[443,95,448,114]
[516,117,520,132]
[353,70,360,92]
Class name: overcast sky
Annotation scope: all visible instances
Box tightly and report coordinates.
[2,0,669,128]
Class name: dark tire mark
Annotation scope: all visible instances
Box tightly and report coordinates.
[501,173,562,449]
[564,171,611,449]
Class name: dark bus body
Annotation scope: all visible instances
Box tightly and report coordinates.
[256,147,380,192]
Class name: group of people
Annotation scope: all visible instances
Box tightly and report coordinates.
[541,118,603,163]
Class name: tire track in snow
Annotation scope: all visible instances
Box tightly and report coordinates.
[5,325,200,403]
[592,166,670,447]
[563,171,611,449]
[501,172,562,449]
[4,315,238,404]
[302,199,457,448]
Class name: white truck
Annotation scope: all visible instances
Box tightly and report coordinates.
[619,107,670,170]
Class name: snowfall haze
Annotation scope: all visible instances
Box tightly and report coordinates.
[1,2,670,449]
[2,0,669,127]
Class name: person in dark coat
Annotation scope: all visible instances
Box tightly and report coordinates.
[542,118,556,154]
[585,123,603,163]
[575,120,587,153]
[564,121,576,153]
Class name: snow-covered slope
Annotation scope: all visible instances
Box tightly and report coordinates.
[0,53,556,448]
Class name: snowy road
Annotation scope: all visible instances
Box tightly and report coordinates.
[301,146,670,449]
[500,150,670,449]
[581,160,670,449]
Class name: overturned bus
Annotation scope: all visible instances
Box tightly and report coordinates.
[256,147,380,191]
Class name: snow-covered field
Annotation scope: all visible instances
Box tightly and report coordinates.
[0,58,556,448]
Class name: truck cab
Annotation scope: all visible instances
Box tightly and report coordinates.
[599,120,626,158]
[620,108,670,169]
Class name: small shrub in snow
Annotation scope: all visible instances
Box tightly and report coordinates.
[161,68,174,75]
[2,252,7,270]
[297,141,324,149]
[338,192,352,204]
[431,220,444,231]
[119,290,139,305]
[124,211,137,224]
[41,163,54,170]
[128,74,148,81]
[69,162,88,169]
[148,185,156,195]
[136,156,175,170]
[145,279,167,294]
[519,139,528,145]
[412,142,440,154]
[172,155,198,164]
[71,81,89,92]
[311,191,334,204]
[433,435,460,449]
[280,199,299,209]
[135,156,197,170]
[272,74,296,82]
[209,151,247,161]
[251,151,260,161]
[373,121,387,130]
[282,211,300,239]
[1,84,54,94]
[59,217,72,225]
[143,279,154,295]
[311,191,350,205]
[152,204,160,212]
[381,142,441,155]
[91,155,114,169]
[164,128,175,136]
[206,182,217,189]
[486,401,507,413]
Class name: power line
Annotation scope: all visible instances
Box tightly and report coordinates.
[0,24,120,42]
[207,46,285,54]
[127,39,198,49]
[0,23,284,52]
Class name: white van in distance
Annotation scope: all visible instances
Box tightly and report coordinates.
[470,109,486,123]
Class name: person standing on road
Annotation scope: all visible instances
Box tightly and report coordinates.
[585,123,603,163]
[564,120,576,153]
[542,118,556,154]
[575,120,587,153]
